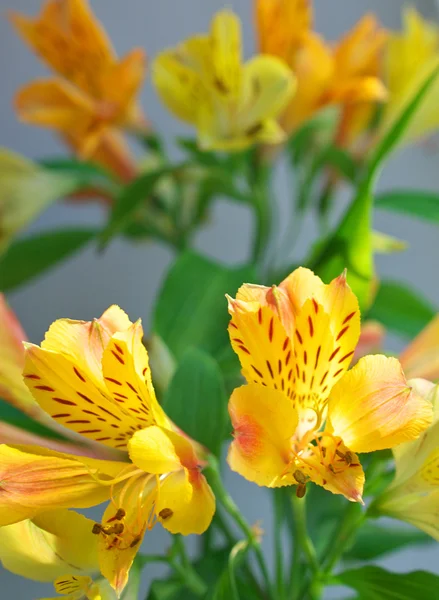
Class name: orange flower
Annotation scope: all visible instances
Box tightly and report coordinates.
[9,0,146,169]
[227,268,432,502]
[255,1,387,147]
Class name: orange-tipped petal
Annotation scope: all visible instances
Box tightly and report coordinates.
[228,383,298,487]
[156,468,215,535]
[400,315,439,381]
[327,355,433,453]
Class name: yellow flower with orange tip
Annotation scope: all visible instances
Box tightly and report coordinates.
[152,9,295,151]
[227,267,432,502]
[9,0,147,159]
[254,0,387,147]
[381,7,439,145]
[0,305,215,595]
[41,575,116,600]
[374,381,439,540]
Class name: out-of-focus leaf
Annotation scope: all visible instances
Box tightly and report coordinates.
[345,524,433,561]
[375,189,439,224]
[153,251,255,361]
[0,228,96,291]
[39,158,114,183]
[0,399,63,440]
[0,149,83,254]
[100,165,182,246]
[372,230,408,253]
[368,280,436,338]
[288,106,340,164]
[334,566,439,599]
[210,540,259,600]
[163,348,228,456]
[323,146,358,182]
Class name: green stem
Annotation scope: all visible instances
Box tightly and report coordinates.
[321,502,366,574]
[273,490,286,600]
[249,152,272,270]
[290,495,319,576]
[206,456,276,600]
[170,535,207,597]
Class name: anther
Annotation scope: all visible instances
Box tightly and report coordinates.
[296,483,307,498]
[293,470,307,485]
[92,523,103,535]
[158,508,173,520]
[130,535,142,548]
[115,508,126,520]
[102,523,124,536]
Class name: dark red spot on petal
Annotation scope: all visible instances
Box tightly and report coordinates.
[114,344,124,355]
[268,317,274,342]
[312,299,319,314]
[258,308,262,324]
[343,312,356,325]
[303,351,307,365]
[77,391,94,404]
[251,365,263,378]
[295,330,303,344]
[320,371,328,386]
[239,345,251,355]
[52,413,70,418]
[35,385,55,392]
[105,377,122,386]
[111,350,125,365]
[283,337,289,351]
[308,316,314,337]
[336,326,349,341]
[73,367,86,382]
[339,351,354,363]
[266,360,274,379]
[67,419,90,424]
[329,347,340,361]
[24,374,40,380]
[315,346,321,369]
[126,382,137,393]
[79,429,101,434]
[334,368,343,377]
[53,398,76,406]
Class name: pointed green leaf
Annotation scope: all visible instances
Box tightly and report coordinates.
[163,348,228,456]
[345,524,432,561]
[153,251,255,361]
[375,189,439,224]
[0,228,97,291]
[335,566,439,599]
[368,280,436,338]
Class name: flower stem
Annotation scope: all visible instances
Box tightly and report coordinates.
[321,501,365,574]
[170,535,207,597]
[290,494,319,575]
[206,456,276,600]
[249,151,272,271]
[273,490,286,600]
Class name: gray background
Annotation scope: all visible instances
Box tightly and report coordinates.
[1,1,439,598]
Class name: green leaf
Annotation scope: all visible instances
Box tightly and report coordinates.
[323,146,358,183]
[335,566,439,599]
[210,540,257,600]
[100,166,180,246]
[0,228,97,291]
[345,524,433,561]
[0,399,64,440]
[39,157,114,183]
[153,251,255,361]
[163,347,228,456]
[0,149,83,254]
[375,189,439,224]
[368,280,436,338]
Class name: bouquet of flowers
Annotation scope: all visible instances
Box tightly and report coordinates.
[1,1,439,599]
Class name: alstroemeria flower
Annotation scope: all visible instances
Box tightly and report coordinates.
[380,8,439,146]
[152,9,295,151]
[1,306,214,594]
[255,0,387,148]
[375,381,439,540]
[9,0,147,159]
[227,267,432,502]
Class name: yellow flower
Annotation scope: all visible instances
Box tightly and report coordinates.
[227,267,432,502]
[9,0,147,159]
[254,0,387,147]
[0,305,215,594]
[375,381,439,540]
[381,8,439,145]
[152,9,295,151]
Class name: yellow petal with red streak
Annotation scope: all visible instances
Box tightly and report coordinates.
[400,315,439,381]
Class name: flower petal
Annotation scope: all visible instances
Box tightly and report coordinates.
[227,296,293,394]
[24,344,141,450]
[0,294,39,417]
[298,435,364,502]
[10,0,115,96]
[378,489,439,542]
[0,509,99,581]
[0,445,125,525]
[209,10,242,98]
[101,321,168,430]
[228,384,298,487]
[400,314,439,381]
[128,426,184,474]
[279,267,325,316]
[327,355,433,452]
[97,474,154,596]
[152,50,206,125]
[156,468,215,535]
[53,574,93,597]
